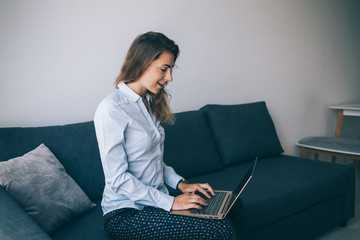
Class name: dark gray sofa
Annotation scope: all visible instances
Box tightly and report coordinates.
[0,101,355,240]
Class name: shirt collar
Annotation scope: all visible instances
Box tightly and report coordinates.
[117,82,152,105]
[117,82,141,102]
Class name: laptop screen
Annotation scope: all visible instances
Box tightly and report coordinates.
[223,157,257,217]
[233,158,257,196]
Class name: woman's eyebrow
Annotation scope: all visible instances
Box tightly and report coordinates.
[162,64,174,68]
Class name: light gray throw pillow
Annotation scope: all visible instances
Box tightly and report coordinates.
[0,144,95,234]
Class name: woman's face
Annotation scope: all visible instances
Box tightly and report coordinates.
[128,51,175,97]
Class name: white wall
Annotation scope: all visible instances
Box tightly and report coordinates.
[1,0,359,156]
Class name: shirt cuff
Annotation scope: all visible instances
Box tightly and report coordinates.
[166,174,183,190]
[158,193,175,212]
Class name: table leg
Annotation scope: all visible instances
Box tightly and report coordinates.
[334,110,344,138]
[299,147,307,158]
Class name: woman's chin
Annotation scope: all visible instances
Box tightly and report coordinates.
[150,88,163,95]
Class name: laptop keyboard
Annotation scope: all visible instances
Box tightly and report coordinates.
[191,191,227,215]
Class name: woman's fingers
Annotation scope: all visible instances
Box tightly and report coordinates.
[202,183,215,196]
[180,182,215,198]
[190,192,208,206]
[173,182,216,210]
[172,193,209,210]
[195,186,211,199]
[195,183,215,199]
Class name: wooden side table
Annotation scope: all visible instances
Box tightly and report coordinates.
[329,103,360,138]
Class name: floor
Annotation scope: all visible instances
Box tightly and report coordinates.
[315,160,360,240]
[316,216,360,240]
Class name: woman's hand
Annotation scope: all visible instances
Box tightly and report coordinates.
[171,192,209,211]
[177,182,215,199]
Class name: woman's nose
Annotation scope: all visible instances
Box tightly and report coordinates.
[165,70,173,82]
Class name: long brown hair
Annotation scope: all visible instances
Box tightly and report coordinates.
[115,32,179,124]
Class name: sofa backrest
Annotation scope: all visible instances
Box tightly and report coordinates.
[0,121,104,200]
[162,110,224,178]
[0,102,282,198]
[201,101,284,166]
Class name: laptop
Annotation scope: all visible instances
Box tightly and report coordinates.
[171,157,257,219]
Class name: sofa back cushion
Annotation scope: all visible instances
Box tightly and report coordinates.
[201,102,283,165]
[162,110,224,178]
[0,121,104,200]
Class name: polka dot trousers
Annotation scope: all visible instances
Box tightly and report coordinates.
[104,206,243,240]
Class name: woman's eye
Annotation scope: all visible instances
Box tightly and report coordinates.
[161,69,166,72]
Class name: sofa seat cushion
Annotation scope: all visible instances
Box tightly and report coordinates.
[188,155,354,232]
[0,187,51,240]
[162,110,224,178]
[201,102,283,165]
[242,155,353,231]
[51,200,110,240]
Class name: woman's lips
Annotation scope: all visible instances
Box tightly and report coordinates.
[157,82,167,88]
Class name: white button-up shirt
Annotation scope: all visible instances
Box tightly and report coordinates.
[94,82,183,215]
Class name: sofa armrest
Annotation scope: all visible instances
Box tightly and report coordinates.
[0,187,51,240]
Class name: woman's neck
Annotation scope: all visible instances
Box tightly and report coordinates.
[126,81,147,98]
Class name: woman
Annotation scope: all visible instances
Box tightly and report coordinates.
[94,31,241,239]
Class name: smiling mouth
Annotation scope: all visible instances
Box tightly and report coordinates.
[157,82,167,88]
